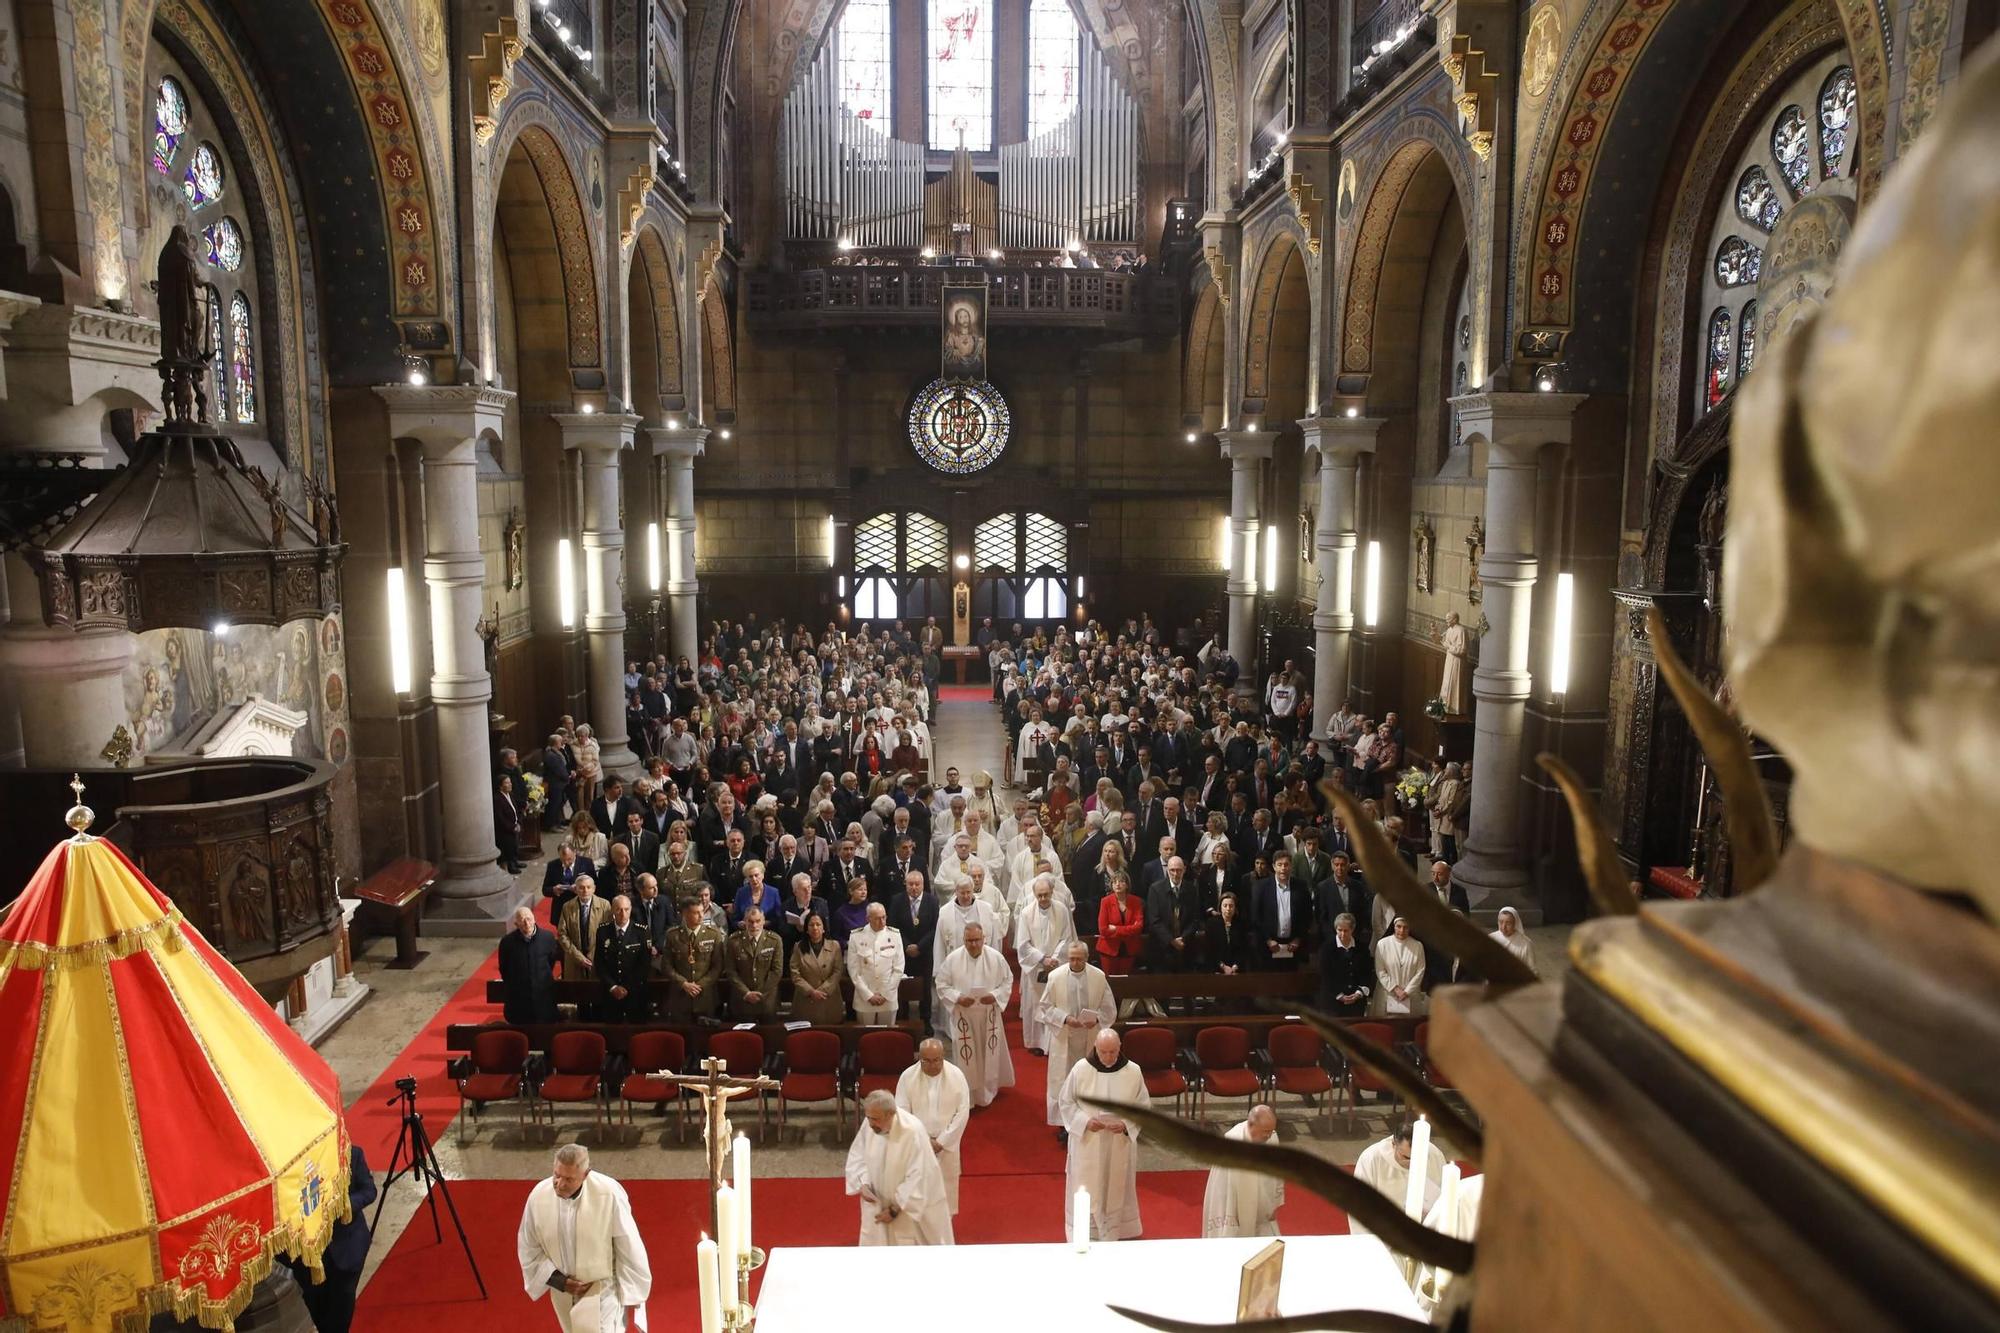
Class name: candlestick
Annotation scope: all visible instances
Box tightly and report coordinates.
[1437,1162,1461,1235]
[1403,1116,1432,1221]
[1073,1186,1091,1252]
[698,1233,722,1333]
[717,1185,740,1298]
[734,1134,753,1256]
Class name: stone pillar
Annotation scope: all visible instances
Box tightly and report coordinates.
[649,425,708,664]
[1217,430,1272,676]
[1300,415,1382,737]
[1449,392,1583,906]
[555,413,642,780]
[376,384,519,921]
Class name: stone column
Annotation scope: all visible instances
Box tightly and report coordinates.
[376,384,518,921]
[648,425,708,664]
[1299,414,1382,737]
[555,412,642,780]
[1449,391,1583,905]
[1217,430,1272,676]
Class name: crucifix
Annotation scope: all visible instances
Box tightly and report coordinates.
[652,1054,782,1325]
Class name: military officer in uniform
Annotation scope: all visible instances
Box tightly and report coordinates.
[725,907,786,1021]
[663,898,726,1022]
[595,894,655,1023]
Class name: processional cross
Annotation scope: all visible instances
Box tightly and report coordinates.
[652,1054,781,1252]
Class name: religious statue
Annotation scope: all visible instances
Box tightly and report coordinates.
[503,509,525,590]
[1696,477,1727,611]
[1438,612,1469,716]
[1464,517,1485,604]
[155,225,210,427]
[953,579,971,646]
[1413,514,1436,594]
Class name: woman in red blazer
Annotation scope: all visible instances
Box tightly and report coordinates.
[1096,874,1145,975]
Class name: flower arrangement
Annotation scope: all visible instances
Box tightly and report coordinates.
[1424,696,1448,722]
[521,771,548,817]
[1396,766,1433,808]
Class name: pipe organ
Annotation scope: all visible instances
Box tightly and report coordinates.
[781,37,1139,250]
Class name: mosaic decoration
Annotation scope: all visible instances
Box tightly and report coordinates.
[908,378,1010,475]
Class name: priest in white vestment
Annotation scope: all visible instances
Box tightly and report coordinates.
[1008,826,1068,902]
[1057,1028,1149,1242]
[1012,876,1075,1054]
[932,835,992,898]
[844,1090,956,1245]
[959,812,1008,891]
[846,901,906,1025]
[1371,916,1430,1016]
[934,924,1015,1105]
[894,1038,972,1213]
[1350,1123,1443,1237]
[517,1145,652,1332]
[1201,1105,1284,1237]
[1037,941,1115,1126]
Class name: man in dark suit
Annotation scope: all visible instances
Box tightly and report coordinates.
[876,835,926,901]
[1130,780,1168,850]
[1313,852,1374,956]
[541,844,595,923]
[706,828,750,905]
[1144,856,1206,984]
[818,836,872,903]
[499,905,562,1024]
[592,776,642,842]
[775,871,829,952]
[1196,755,1229,817]
[644,789,680,840]
[1251,851,1313,970]
[887,868,939,1030]
[615,809,662,876]
[1425,859,1472,987]
[284,1143,375,1332]
[539,736,573,832]
[778,720,815,780]
[630,875,674,957]
[766,833,814,893]
[698,792,753,860]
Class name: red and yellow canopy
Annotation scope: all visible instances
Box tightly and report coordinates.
[0,830,349,1331]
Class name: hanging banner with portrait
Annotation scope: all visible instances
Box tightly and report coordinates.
[941,282,987,382]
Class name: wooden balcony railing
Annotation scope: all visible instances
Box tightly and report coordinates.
[746,265,1171,335]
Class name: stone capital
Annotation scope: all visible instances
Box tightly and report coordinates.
[553,411,642,453]
[647,425,710,461]
[1298,414,1385,458]
[1216,428,1274,463]
[1449,390,1586,458]
[375,383,515,455]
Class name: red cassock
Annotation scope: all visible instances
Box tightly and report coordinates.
[1096,893,1145,976]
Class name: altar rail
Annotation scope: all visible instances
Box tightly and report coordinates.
[744,266,1170,336]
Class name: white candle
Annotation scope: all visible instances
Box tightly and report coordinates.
[716,1185,740,1302]
[1073,1186,1091,1252]
[1403,1117,1432,1221]
[697,1233,722,1333]
[733,1134,753,1255]
[1437,1162,1461,1236]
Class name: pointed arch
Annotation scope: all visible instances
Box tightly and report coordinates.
[1241,230,1311,411]
[700,275,736,420]
[630,222,687,414]
[488,119,603,370]
[1183,279,1225,428]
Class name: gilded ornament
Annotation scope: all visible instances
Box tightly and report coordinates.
[101,725,135,770]
[1523,1,1562,100]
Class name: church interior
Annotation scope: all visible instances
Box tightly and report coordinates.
[0,0,1995,1328]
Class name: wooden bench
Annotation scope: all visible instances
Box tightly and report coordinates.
[353,857,437,969]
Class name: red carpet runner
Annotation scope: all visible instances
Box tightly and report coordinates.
[355,1006,1355,1329]
[936,684,992,703]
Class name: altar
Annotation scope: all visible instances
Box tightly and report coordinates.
[754,1234,1424,1330]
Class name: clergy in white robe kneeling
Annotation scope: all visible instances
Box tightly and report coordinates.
[895,1038,971,1213]
[1058,1028,1149,1242]
[1013,875,1075,1054]
[1350,1120,1442,1237]
[517,1144,652,1332]
[934,923,1015,1105]
[1201,1105,1284,1237]
[843,1090,955,1246]
[1037,940,1114,1129]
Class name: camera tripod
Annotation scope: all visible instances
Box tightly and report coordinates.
[371,1076,486,1298]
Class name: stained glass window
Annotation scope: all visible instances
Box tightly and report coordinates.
[154,77,189,175]
[1818,67,1856,177]
[928,0,994,151]
[1737,301,1759,382]
[228,291,256,423]
[1705,308,1733,410]
[203,218,244,272]
[205,285,228,420]
[183,143,224,209]
[837,0,892,123]
[1771,107,1811,197]
[908,378,1010,473]
[1027,0,1079,138]
[1735,166,1780,231]
[1713,235,1762,287]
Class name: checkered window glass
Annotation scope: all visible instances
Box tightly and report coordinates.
[855,513,897,571]
[1024,512,1067,570]
[974,513,1016,569]
[906,513,949,571]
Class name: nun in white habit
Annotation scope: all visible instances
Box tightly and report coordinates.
[1488,906,1536,976]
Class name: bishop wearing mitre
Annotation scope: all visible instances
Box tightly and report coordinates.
[517,1144,652,1332]
[1036,940,1114,1129]
[895,1037,972,1214]
[1201,1105,1284,1237]
[844,1090,956,1246]
[933,922,1015,1106]
[1058,1027,1149,1242]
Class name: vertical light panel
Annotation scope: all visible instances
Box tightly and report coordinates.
[1364,540,1382,627]
[1551,571,1575,694]
[1263,524,1278,594]
[836,0,892,122]
[1218,516,1231,571]
[825,513,837,565]
[558,538,577,629]
[1243,529,1260,593]
[1027,0,1078,137]
[928,0,995,150]
[385,566,413,694]
[647,522,662,592]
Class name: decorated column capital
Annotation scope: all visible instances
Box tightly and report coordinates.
[1449,390,1585,460]
[1298,413,1385,459]
[647,424,710,461]
[1215,428,1275,464]
[553,411,643,453]
[375,382,514,457]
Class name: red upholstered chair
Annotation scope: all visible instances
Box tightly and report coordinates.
[706,1030,770,1141]
[536,1030,609,1132]
[1193,1025,1259,1120]
[1338,1021,1399,1129]
[1263,1022,1334,1131]
[847,1029,917,1128]
[777,1030,844,1138]
[617,1030,691,1140]
[450,1027,535,1145]
[1122,1025,1188,1116]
